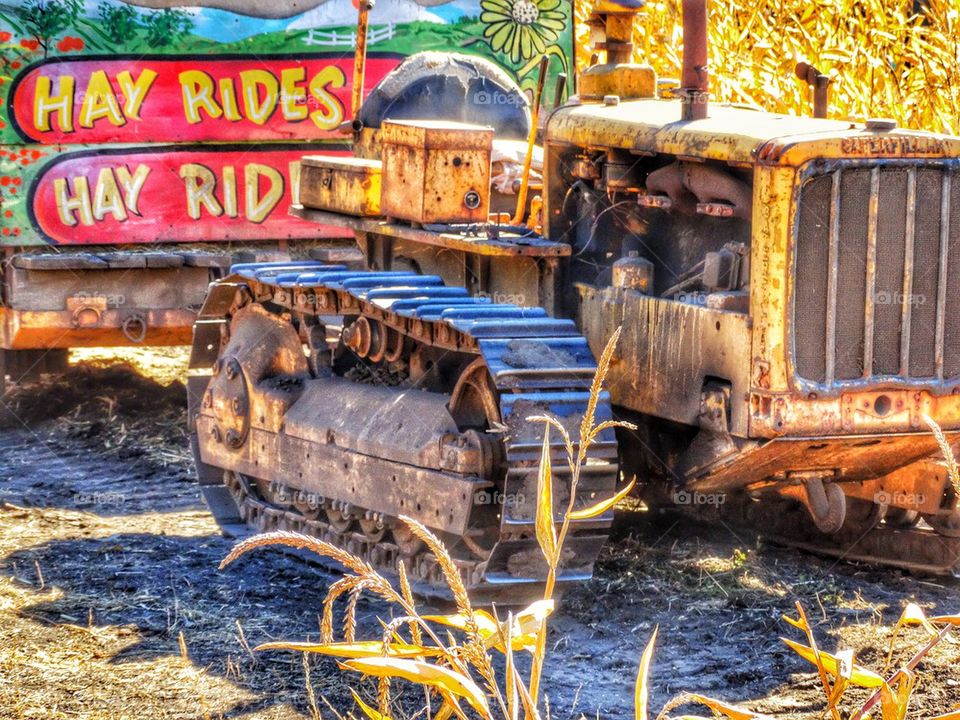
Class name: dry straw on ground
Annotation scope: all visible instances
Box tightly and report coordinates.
[575,0,960,134]
[221,330,960,720]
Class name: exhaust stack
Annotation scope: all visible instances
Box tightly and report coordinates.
[680,0,708,121]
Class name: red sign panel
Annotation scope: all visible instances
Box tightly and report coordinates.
[30,144,346,244]
[10,54,401,144]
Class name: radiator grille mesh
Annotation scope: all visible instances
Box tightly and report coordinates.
[794,163,959,386]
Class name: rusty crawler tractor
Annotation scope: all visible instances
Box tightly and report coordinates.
[191,0,960,595]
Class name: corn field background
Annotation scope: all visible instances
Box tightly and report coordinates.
[575,0,960,134]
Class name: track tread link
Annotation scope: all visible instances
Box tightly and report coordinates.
[193,260,620,596]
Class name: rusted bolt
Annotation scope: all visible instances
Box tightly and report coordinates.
[210,425,222,443]
[212,359,221,376]
[232,397,243,414]
[225,358,241,380]
[225,429,242,447]
[203,390,213,408]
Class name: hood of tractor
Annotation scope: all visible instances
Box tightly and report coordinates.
[547,98,960,166]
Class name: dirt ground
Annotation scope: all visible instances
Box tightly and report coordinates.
[1,349,959,720]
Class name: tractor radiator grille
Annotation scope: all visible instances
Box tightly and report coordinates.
[794,163,960,387]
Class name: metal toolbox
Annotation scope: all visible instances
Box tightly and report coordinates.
[299,156,383,217]
[380,119,494,224]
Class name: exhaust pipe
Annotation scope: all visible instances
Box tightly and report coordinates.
[680,0,708,121]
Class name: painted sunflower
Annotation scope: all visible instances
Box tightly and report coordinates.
[480,0,567,64]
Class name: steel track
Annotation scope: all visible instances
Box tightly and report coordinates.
[190,261,620,597]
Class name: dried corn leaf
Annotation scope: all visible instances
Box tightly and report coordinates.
[569,477,637,520]
[255,640,439,658]
[635,627,658,720]
[340,657,491,718]
[535,425,557,565]
[783,639,886,687]
[352,689,392,720]
[885,603,938,668]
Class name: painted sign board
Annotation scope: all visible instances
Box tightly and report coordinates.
[0,0,574,247]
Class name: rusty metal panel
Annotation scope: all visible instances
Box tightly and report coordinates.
[842,459,949,514]
[300,156,383,217]
[750,386,960,437]
[281,378,459,469]
[291,206,568,258]
[547,99,960,169]
[380,120,493,224]
[578,285,752,436]
[687,429,960,493]
[1,308,195,348]
[578,64,657,101]
[2,265,211,349]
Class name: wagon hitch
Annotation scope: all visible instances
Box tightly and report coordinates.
[781,471,847,534]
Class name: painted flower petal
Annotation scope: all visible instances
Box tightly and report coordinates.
[528,28,547,53]
[508,26,524,62]
[519,28,533,59]
[538,10,566,23]
[481,0,514,14]
[481,10,511,23]
[490,23,516,52]
[535,18,564,35]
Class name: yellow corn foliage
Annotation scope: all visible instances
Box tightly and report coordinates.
[340,657,491,717]
[575,0,960,133]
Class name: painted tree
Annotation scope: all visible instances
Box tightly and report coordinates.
[97,2,142,46]
[18,0,82,57]
[142,8,193,48]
